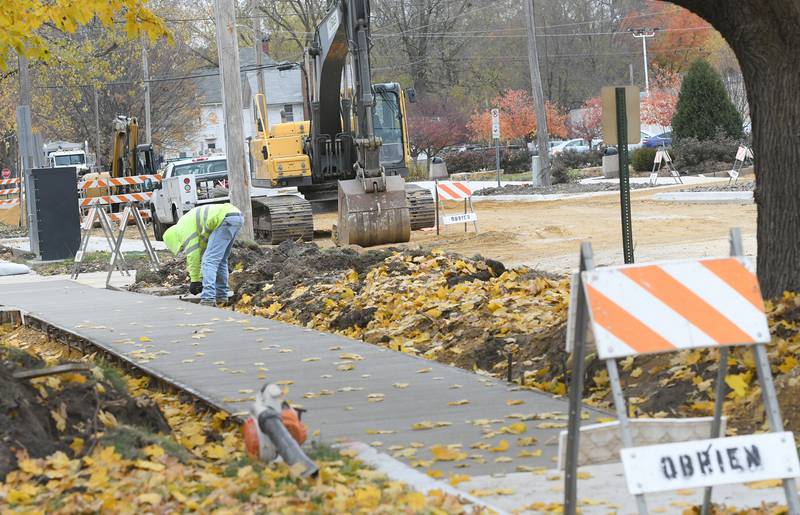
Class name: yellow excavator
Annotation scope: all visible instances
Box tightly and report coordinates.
[248,0,434,246]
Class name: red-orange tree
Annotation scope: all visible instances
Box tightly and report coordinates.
[570,97,602,143]
[620,1,716,72]
[467,89,567,143]
[640,64,682,128]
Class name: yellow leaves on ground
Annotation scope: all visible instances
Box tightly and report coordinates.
[725,372,752,398]
[412,421,452,430]
[490,440,510,453]
[50,403,67,432]
[204,444,225,460]
[448,399,470,406]
[449,474,471,486]
[506,399,524,406]
[137,493,162,505]
[501,422,527,435]
[430,445,467,462]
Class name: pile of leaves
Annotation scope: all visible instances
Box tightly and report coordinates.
[0,327,472,512]
[212,243,567,376]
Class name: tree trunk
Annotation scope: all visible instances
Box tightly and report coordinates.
[664,0,800,297]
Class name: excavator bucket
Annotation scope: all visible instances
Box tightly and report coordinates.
[336,175,411,246]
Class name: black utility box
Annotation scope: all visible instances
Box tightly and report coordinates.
[27,167,80,260]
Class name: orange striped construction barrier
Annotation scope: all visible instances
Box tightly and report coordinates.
[78,174,161,190]
[80,192,152,207]
[436,181,472,200]
[0,188,20,196]
[0,198,19,209]
[0,178,19,186]
[583,257,770,359]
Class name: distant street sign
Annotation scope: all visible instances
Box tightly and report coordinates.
[491,108,500,139]
[1,168,10,179]
[601,85,641,145]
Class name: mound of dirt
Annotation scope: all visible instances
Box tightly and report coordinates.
[474,182,653,196]
[0,330,169,480]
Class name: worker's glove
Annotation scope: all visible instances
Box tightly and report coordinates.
[189,282,203,295]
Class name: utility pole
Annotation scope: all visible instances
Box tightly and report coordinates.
[93,86,102,168]
[251,0,266,99]
[16,53,35,231]
[523,0,551,186]
[16,55,35,173]
[214,0,254,240]
[629,28,658,94]
[141,35,153,144]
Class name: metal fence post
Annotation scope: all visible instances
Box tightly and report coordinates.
[615,87,634,264]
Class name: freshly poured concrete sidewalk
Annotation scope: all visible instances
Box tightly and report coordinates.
[0,280,607,476]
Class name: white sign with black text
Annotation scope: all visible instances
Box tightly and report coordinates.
[442,212,478,225]
[491,108,501,139]
[620,432,800,494]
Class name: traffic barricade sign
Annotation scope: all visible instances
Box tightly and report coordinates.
[562,228,800,515]
[434,181,477,234]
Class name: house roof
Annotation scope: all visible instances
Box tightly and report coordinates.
[194,47,301,107]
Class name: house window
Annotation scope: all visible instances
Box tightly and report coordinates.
[207,143,216,150]
[282,104,294,122]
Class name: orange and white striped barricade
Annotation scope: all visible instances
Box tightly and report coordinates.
[729,146,754,184]
[72,202,160,285]
[103,203,160,287]
[649,147,682,186]
[0,178,22,225]
[76,174,160,225]
[434,180,477,235]
[563,228,800,515]
[0,178,21,207]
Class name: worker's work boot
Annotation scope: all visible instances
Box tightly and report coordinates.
[199,299,216,307]
[216,298,229,308]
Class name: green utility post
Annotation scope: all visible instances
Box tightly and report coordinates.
[615,87,634,264]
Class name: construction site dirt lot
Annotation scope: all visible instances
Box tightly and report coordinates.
[314,184,757,273]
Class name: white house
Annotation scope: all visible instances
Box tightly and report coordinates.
[174,45,305,159]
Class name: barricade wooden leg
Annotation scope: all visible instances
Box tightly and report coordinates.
[564,242,595,515]
[606,357,648,515]
[701,345,729,515]
[106,205,132,287]
[703,227,745,514]
[754,342,800,514]
[98,208,131,275]
[132,206,160,270]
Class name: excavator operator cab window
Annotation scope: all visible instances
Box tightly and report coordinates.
[374,90,404,164]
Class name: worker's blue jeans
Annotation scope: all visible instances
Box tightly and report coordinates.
[201,214,244,301]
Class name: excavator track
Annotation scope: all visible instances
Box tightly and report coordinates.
[405,184,436,230]
[252,195,314,245]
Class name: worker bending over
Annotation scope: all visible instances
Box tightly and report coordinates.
[163,203,243,306]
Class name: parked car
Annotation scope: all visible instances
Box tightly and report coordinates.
[550,138,591,155]
[642,131,673,148]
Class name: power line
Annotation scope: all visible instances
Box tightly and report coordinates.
[373,26,713,39]
[32,62,300,90]
[372,45,699,70]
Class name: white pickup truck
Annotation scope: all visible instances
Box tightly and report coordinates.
[150,155,304,241]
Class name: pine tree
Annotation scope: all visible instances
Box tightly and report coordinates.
[672,59,743,141]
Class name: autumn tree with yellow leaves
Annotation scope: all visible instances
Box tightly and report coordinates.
[0,1,169,67]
